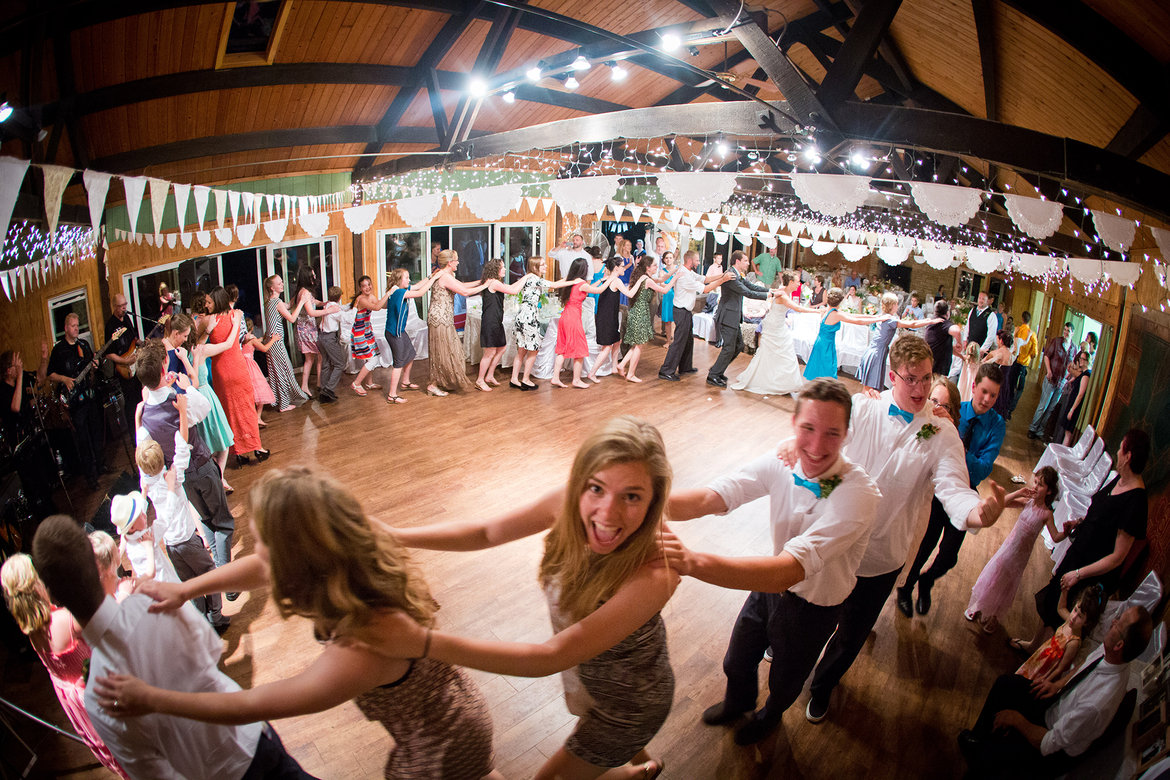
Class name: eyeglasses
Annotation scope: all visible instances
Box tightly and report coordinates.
[891,369,932,389]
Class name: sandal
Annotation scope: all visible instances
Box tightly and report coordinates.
[222,481,234,494]
[402,383,420,390]
[386,395,406,404]
[364,382,382,390]
[351,382,367,397]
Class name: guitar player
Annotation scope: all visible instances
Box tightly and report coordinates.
[105,293,140,430]
[47,312,105,490]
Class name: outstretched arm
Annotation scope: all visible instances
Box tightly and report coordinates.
[835,311,887,326]
[136,555,271,612]
[490,275,531,296]
[897,317,942,329]
[388,489,562,550]
[660,529,804,594]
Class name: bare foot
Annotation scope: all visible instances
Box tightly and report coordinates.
[279,404,297,412]
[571,380,590,389]
[486,377,500,386]
[589,375,602,384]
[257,419,267,428]
[299,385,310,397]
[550,380,567,388]
[625,374,642,383]
[615,364,626,378]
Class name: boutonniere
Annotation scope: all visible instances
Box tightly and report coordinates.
[819,474,843,498]
[916,423,940,441]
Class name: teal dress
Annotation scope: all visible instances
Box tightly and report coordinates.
[196,355,235,453]
[802,308,841,380]
[660,268,678,324]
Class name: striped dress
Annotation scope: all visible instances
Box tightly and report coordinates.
[264,297,308,409]
[351,307,377,360]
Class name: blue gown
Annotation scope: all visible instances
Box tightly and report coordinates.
[803,308,842,380]
[857,318,898,389]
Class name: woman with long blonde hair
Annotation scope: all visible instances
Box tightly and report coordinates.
[393,416,678,779]
[2,554,129,778]
[93,468,500,780]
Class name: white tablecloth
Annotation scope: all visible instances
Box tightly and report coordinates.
[532,299,614,380]
[692,312,716,341]
[790,311,874,375]
[464,309,517,369]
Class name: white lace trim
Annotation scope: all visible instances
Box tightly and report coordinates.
[1004,195,1063,240]
[790,174,871,218]
[911,182,982,228]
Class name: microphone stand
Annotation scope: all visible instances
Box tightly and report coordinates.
[21,374,73,511]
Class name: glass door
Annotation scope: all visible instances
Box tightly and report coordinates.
[495,223,542,283]
[264,238,338,369]
[377,229,430,319]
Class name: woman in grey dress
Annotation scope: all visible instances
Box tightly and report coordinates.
[856,292,940,392]
[392,416,678,779]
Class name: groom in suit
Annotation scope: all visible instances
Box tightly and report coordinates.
[708,250,770,388]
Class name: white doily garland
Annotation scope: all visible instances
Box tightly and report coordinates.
[810,241,837,256]
[215,227,234,246]
[911,182,982,227]
[797,237,813,248]
[548,175,621,215]
[1151,226,1170,259]
[877,246,910,266]
[341,203,380,235]
[757,232,777,249]
[166,233,178,249]
[712,230,729,245]
[458,184,522,222]
[964,248,1004,274]
[263,218,288,244]
[395,193,444,228]
[776,233,795,244]
[921,244,954,270]
[1105,260,1141,286]
[838,243,871,263]
[790,174,871,218]
[1015,253,1060,278]
[656,172,738,211]
[1066,258,1105,285]
[1004,195,1063,240]
[236,222,258,245]
[1090,210,1136,252]
[298,212,330,238]
[196,230,211,249]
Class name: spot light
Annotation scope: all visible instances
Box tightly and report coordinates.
[502,91,515,103]
[564,75,579,90]
[609,62,627,82]
[661,33,681,51]
[526,66,542,82]
[0,101,11,123]
[468,76,488,97]
[802,143,820,162]
[572,54,591,71]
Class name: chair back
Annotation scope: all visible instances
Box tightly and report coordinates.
[1072,424,1096,457]
[1072,438,1107,477]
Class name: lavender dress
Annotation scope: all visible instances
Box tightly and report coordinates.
[966,502,1051,621]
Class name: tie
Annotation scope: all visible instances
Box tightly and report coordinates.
[1057,656,1102,701]
[960,417,976,451]
[888,404,914,424]
[793,474,822,497]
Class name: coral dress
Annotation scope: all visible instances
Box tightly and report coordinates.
[967,503,1051,622]
[803,308,841,380]
[208,312,262,455]
[555,286,589,359]
[32,609,129,779]
[1017,623,1078,682]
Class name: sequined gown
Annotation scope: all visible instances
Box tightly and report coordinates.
[426,282,470,391]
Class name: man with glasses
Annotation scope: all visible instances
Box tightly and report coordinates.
[782,335,1006,723]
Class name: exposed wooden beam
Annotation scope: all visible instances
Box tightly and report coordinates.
[425,69,449,144]
[840,0,913,93]
[444,5,521,149]
[89,125,450,174]
[816,0,902,110]
[970,0,998,121]
[670,0,717,18]
[1106,105,1169,161]
[49,14,89,167]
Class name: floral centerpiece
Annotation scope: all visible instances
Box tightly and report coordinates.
[951,300,972,325]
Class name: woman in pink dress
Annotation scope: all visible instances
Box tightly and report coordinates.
[207,286,268,466]
[1,554,129,779]
[551,258,610,389]
[965,467,1065,633]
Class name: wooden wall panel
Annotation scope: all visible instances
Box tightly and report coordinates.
[72,5,225,92]
[993,3,1137,150]
[532,0,703,35]
[888,0,985,118]
[276,2,449,66]
[0,255,104,373]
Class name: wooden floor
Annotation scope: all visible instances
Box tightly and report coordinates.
[3,334,1064,779]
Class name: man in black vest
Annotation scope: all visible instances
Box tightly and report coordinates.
[47,313,104,490]
[135,342,236,611]
[707,251,771,388]
[963,291,999,357]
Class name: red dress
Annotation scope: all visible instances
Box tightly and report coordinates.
[208,312,262,454]
[555,286,589,359]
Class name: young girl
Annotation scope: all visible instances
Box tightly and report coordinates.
[956,340,981,402]
[111,489,180,584]
[241,317,277,427]
[855,292,939,392]
[965,467,1066,634]
[1,555,129,779]
[1015,585,1103,689]
[264,275,308,410]
[617,256,676,383]
[384,268,440,403]
[552,258,613,389]
[350,274,394,396]
[802,288,885,381]
[392,416,678,780]
[475,258,530,392]
[158,282,176,320]
[294,264,332,397]
[94,467,502,780]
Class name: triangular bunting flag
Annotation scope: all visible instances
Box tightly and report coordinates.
[214,189,228,229]
[166,233,177,249]
[82,170,112,238]
[228,190,241,227]
[179,232,192,249]
[237,222,257,245]
[122,176,148,239]
[147,178,169,235]
[265,194,275,221]
[646,206,664,223]
[42,164,74,244]
[173,183,191,233]
[524,196,540,213]
[193,186,210,231]
[0,157,30,251]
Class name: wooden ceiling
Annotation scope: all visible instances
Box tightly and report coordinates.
[0,0,1168,221]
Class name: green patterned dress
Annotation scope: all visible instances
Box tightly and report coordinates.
[623,286,653,346]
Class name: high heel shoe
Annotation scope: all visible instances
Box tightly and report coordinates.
[254,449,270,462]
[235,454,252,468]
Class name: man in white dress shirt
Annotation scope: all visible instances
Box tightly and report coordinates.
[549,231,590,280]
[658,250,731,381]
[31,516,312,780]
[960,605,1152,777]
[666,379,882,745]
[797,335,1006,722]
[962,290,999,356]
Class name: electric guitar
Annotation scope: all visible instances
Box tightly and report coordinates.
[59,328,125,406]
[114,337,139,379]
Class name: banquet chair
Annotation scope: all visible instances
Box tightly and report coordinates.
[405,302,429,360]
[1037,425,1096,472]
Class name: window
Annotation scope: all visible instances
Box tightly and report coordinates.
[47,288,92,347]
[377,229,430,319]
[216,1,292,68]
[264,238,339,367]
[496,223,542,283]
[123,257,223,339]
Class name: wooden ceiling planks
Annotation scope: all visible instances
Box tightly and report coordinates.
[1082,0,1170,64]
[531,0,704,36]
[369,141,446,169]
[495,28,576,75]
[72,5,224,93]
[273,2,450,67]
[142,143,370,187]
[436,18,491,74]
[993,2,1138,151]
[1139,135,1170,179]
[886,0,984,118]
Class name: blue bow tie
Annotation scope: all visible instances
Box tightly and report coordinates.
[793,474,822,497]
[888,404,914,424]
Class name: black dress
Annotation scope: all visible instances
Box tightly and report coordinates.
[1035,474,1147,627]
[993,363,1013,418]
[1055,371,1089,439]
[480,288,506,349]
[595,286,620,346]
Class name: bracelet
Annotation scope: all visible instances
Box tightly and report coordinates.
[422,627,432,659]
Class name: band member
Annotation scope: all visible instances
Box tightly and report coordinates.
[105,294,141,431]
[0,346,56,519]
[47,314,104,490]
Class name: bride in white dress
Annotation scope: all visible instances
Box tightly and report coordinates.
[731,271,821,396]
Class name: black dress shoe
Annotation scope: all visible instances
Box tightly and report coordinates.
[521,382,538,391]
[658,372,680,382]
[681,367,699,374]
[509,381,524,389]
[318,392,336,404]
[957,729,982,764]
[916,584,932,615]
[734,713,781,746]
[225,592,240,602]
[895,587,913,618]
[701,702,746,726]
[235,454,252,468]
[706,376,727,388]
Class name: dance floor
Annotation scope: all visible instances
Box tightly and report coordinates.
[4,336,1062,779]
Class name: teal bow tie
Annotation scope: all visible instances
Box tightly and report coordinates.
[793,474,822,497]
[888,404,914,424]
